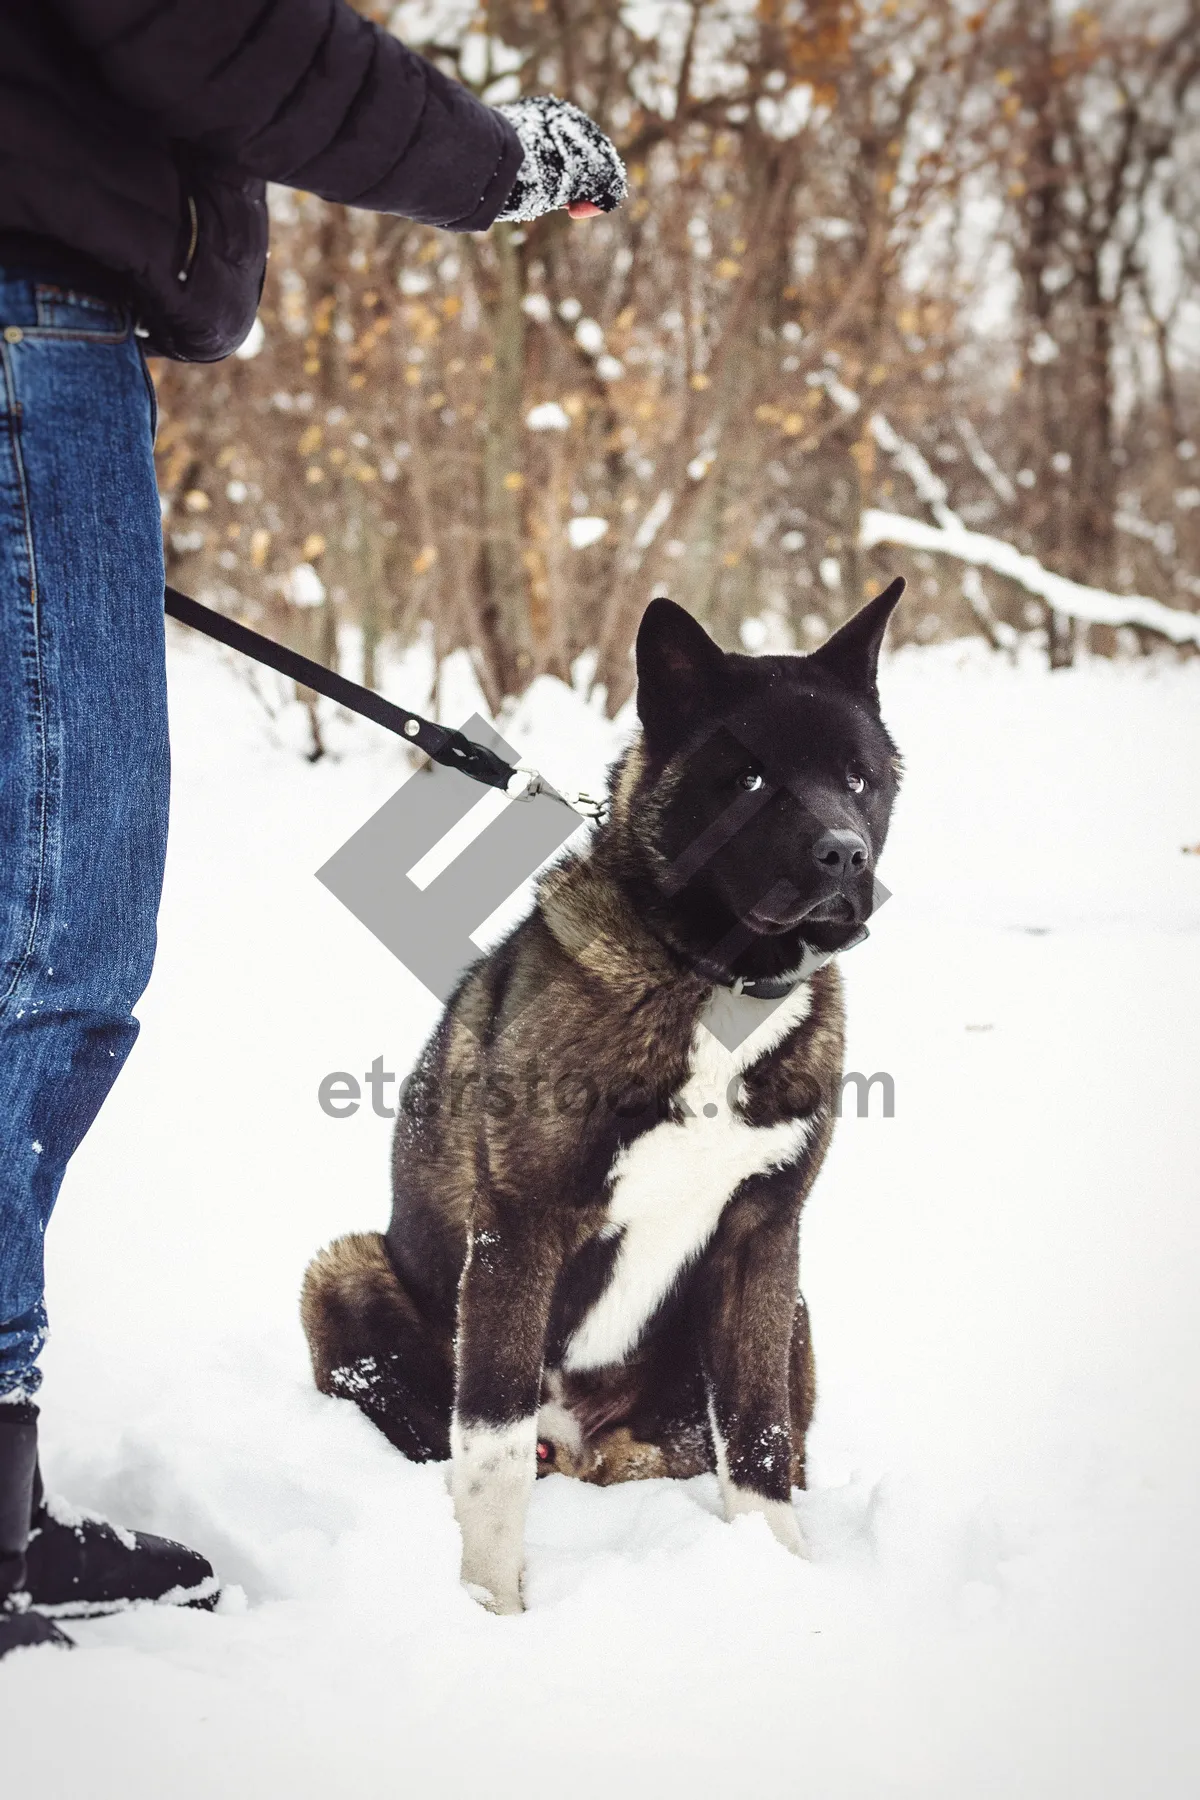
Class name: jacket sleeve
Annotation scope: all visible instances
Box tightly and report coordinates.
[49,0,523,231]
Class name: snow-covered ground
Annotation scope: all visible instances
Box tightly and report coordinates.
[4,632,1200,1798]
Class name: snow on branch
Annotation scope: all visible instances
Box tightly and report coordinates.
[860,508,1200,647]
[865,409,1200,648]
[955,415,1017,507]
[870,413,954,522]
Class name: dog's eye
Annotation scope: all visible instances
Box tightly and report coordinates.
[739,769,764,792]
[847,770,866,794]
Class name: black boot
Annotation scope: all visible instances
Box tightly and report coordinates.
[0,1402,72,1658]
[24,1455,221,1619]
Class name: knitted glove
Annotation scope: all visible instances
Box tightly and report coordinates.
[495,96,627,223]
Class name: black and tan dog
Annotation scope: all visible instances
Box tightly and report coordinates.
[303,581,904,1612]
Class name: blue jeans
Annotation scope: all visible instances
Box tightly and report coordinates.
[0,268,168,1398]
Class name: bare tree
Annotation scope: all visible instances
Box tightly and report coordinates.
[150,0,1200,723]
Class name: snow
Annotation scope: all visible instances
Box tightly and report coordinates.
[566,515,609,549]
[285,563,325,610]
[631,488,674,554]
[4,633,1200,1797]
[525,401,570,432]
[575,317,605,356]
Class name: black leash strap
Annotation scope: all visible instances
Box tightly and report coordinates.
[164,585,516,792]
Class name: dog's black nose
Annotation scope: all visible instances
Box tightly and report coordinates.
[812,829,870,880]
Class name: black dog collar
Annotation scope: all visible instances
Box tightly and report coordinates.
[725,924,870,1000]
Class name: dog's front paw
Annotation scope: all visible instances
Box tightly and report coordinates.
[725,1489,808,1557]
[451,1415,537,1617]
[463,1575,524,1615]
[763,1499,807,1557]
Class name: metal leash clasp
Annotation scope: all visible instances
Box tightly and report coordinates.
[507,763,607,823]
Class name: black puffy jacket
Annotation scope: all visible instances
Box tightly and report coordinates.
[0,0,522,361]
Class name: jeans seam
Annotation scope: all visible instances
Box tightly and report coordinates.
[0,347,53,1019]
[137,345,159,444]
[18,330,130,345]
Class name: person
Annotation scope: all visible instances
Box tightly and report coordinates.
[0,0,625,1657]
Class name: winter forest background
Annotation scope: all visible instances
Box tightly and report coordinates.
[151,0,1200,747]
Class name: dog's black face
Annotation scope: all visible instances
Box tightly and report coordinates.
[631,582,904,977]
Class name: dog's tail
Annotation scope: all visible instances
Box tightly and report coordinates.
[300,1233,452,1460]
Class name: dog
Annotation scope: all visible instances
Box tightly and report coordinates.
[302,580,904,1612]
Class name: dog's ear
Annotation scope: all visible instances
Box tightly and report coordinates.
[635,597,728,750]
[806,577,904,697]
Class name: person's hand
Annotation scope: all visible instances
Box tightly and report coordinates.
[495,97,626,224]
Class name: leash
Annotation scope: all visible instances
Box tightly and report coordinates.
[163,588,869,1000]
[164,586,606,822]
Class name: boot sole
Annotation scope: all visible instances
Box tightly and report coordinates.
[32,1573,221,1621]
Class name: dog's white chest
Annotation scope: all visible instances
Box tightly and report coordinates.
[562,983,814,1373]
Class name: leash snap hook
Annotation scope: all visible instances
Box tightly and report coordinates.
[508,764,608,824]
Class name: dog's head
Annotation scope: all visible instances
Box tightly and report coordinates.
[627,580,904,973]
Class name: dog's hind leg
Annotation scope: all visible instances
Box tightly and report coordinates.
[550,1332,716,1485]
[301,1233,454,1461]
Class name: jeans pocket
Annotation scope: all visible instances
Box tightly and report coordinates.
[33,285,130,341]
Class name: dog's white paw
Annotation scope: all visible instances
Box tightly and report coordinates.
[463,1576,524,1615]
[726,1489,808,1557]
[451,1415,536,1617]
[763,1499,807,1557]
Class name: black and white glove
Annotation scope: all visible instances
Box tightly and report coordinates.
[495,96,627,223]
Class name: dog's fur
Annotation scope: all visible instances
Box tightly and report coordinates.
[302,584,903,1611]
